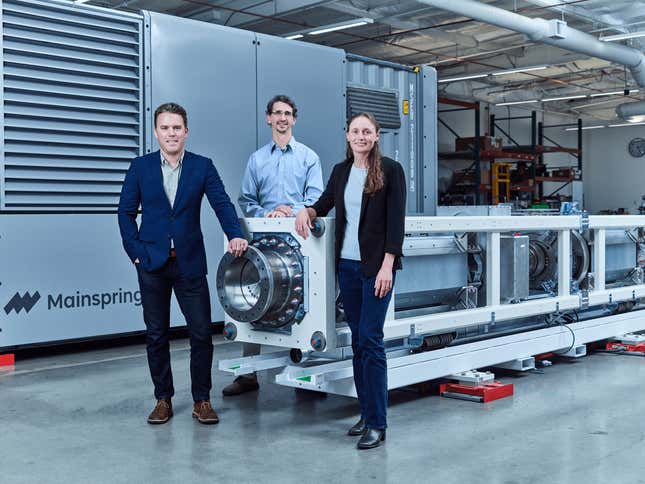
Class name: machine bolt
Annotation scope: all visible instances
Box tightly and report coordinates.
[310,331,326,351]
[223,323,237,341]
[311,219,326,237]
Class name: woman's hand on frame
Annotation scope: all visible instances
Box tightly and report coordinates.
[295,208,314,239]
[374,266,393,298]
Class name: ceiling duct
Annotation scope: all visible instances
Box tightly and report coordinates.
[417,0,645,87]
[616,101,645,123]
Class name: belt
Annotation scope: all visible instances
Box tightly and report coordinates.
[169,248,177,258]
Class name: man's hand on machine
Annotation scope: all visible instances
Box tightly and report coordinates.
[267,205,293,218]
[228,238,248,257]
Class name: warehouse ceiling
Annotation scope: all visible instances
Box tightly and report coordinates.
[83,0,645,121]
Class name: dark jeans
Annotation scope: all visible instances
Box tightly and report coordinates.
[136,258,213,402]
[338,258,395,430]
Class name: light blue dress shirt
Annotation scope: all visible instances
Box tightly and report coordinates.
[238,137,324,217]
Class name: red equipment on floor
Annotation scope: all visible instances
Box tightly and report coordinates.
[439,381,514,403]
[605,341,645,353]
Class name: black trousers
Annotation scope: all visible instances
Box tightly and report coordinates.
[136,258,213,402]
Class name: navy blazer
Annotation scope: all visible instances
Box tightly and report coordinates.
[118,150,244,278]
[311,156,406,277]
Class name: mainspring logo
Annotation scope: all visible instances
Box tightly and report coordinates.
[4,291,41,315]
[4,289,141,315]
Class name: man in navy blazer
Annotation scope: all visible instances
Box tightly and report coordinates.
[118,102,248,425]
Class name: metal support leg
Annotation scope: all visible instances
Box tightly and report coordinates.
[558,230,571,296]
[593,229,606,291]
[486,232,501,306]
[218,350,292,376]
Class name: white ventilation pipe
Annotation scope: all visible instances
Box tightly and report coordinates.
[417,0,645,87]
[616,101,645,123]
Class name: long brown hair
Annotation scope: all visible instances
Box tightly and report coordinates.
[346,112,384,194]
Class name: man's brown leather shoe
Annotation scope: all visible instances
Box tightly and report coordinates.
[192,400,220,425]
[222,375,260,396]
[147,399,172,424]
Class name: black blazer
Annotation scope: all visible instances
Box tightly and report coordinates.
[310,156,406,277]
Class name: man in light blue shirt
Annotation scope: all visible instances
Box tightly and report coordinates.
[223,95,323,396]
[238,95,323,218]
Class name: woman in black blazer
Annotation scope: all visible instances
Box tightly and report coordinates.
[295,112,406,449]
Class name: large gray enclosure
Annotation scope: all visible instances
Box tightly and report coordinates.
[0,0,437,349]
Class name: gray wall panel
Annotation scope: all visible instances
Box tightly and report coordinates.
[147,12,257,193]
[0,214,186,346]
[255,35,346,178]
[346,58,437,214]
[147,12,259,324]
[421,66,438,215]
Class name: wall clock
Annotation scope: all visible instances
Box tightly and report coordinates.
[628,137,645,158]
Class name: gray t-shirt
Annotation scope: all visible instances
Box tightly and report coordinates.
[340,165,367,261]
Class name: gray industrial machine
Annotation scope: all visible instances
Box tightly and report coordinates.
[0,0,435,348]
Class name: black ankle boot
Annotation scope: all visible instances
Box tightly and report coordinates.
[357,428,386,449]
[347,418,365,436]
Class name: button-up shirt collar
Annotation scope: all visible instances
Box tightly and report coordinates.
[270,136,294,154]
[160,151,185,169]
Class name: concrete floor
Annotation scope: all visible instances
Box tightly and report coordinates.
[1,337,645,484]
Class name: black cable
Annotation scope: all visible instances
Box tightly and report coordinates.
[547,312,577,355]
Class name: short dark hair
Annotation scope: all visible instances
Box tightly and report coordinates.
[266,95,297,118]
[154,102,188,128]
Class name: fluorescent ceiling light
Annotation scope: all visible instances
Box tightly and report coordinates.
[283,17,373,39]
[496,99,538,106]
[438,73,488,83]
[73,0,91,3]
[492,66,548,76]
[308,18,374,35]
[439,66,547,83]
[542,94,587,102]
[590,89,639,97]
[564,125,605,131]
[601,30,645,42]
[608,122,645,127]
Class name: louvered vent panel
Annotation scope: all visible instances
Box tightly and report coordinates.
[347,86,401,130]
[1,0,143,211]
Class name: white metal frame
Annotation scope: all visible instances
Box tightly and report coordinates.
[219,214,645,397]
[275,310,645,396]
[384,214,645,340]
[223,217,337,352]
